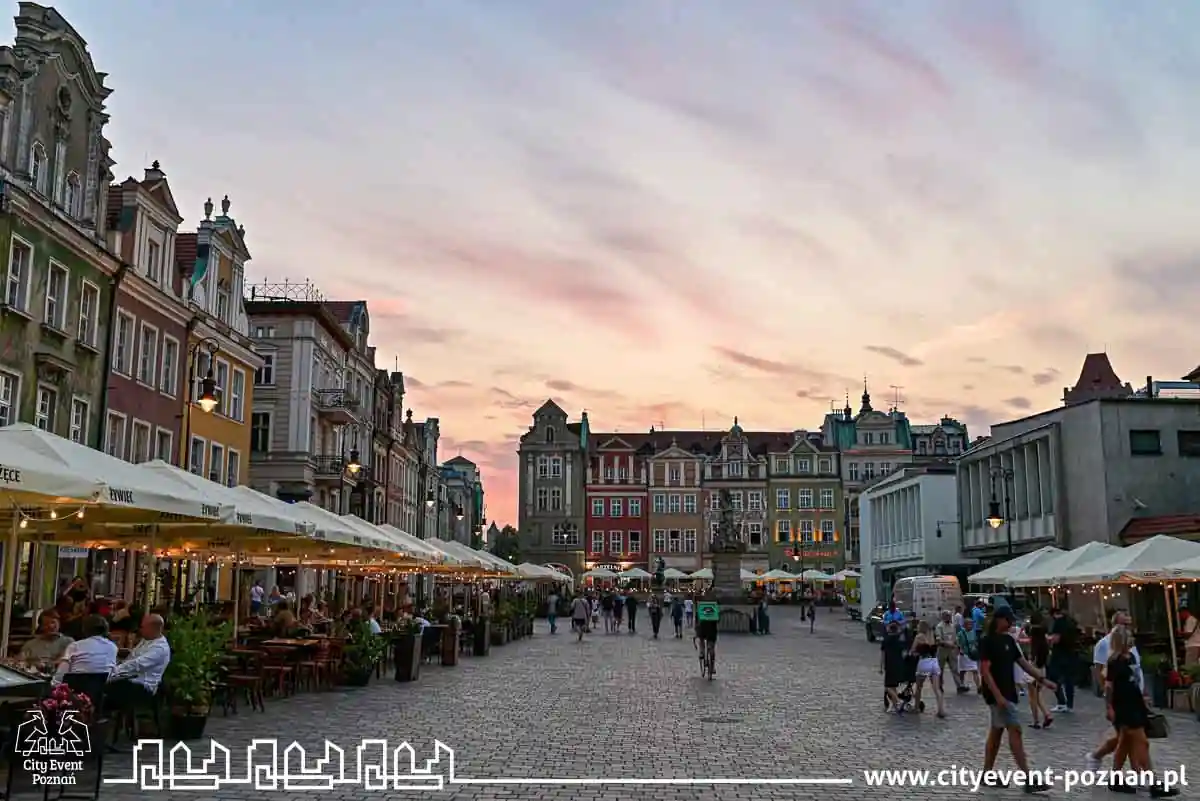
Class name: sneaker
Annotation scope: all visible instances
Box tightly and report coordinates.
[1109,783,1136,795]
[956,686,970,694]
[1150,784,1180,798]
[1023,781,1050,794]
[1050,704,1068,713]
[1031,722,1042,729]
[1085,754,1100,772]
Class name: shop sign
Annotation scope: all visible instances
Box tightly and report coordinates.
[57,547,89,559]
[593,563,623,572]
[784,548,840,559]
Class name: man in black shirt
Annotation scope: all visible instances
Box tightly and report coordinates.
[1047,606,1078,712]
[979,607,1056,794]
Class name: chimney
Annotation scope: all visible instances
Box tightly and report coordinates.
[143,160,164,183]
[1146,376,1154,397]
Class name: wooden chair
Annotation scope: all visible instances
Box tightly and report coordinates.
[221,652,266,714]
[295,642,326,692]
[259,647,296,697]
[314,640,344,688]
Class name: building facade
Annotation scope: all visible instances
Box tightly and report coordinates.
[177,197,261,487]
[517,401,587,573]
[641,437,702,572]
[584,434,649,572]
[859,464,976,614]
[441,455,485,546]
[910,416,969,463]
[766,431,843,573]
[102,163,188,464]
[0,4,117,450]
[324,301,378,521]
[700,421,771,574]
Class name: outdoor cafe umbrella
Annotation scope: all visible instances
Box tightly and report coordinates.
[619,567,652,580]
[800,569,834,582]
[968,545,1063,585]
[1004,542,1119,588]
[762,569,801,581]
[740,569,759,582]
[581,567,617,580]
[377,524,455,566]
[831,569,861,581]
[662,567,688,580]
[688,568,713,580]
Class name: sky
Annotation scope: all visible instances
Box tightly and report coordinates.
[41,0,1200,528]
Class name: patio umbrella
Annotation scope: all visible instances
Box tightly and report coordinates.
[688,568,713,580]
[800,569,834,582]
[831,569,861,581]
[426,538,496,571]
[581,567,616,580]
[968,545,1063,585]
[377,524,455,565]
[762,569,800,581]
[1005,542,1120,587]
[662,567,688,579]
[740,569,759,582]
[1055,535,1200,585]
[619,567,652,579]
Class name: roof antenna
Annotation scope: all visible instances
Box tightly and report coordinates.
[890,385,905,411]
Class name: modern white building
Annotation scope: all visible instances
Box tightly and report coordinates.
[858,464,976,614]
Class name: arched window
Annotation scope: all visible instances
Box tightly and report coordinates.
[30,143,47,194]
[64,172,80,217]
[544,426,555,443]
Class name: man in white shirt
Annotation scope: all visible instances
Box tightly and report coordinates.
[54,615,118,682]
[1180,607,1200,666]
[108,614,172,709]
[1087,611,1142,771]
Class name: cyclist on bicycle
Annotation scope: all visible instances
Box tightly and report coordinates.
[694,602,720,675]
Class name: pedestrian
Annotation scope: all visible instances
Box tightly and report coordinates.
[684,597,694,628]
[625,591,638,633]
[1024,611,1052,728]
[1047,606,1079,713]
[590,595,600,631]
[1104,625,1177,796]
[881,621,907,713]
[910,621,946,718]
[546,591,559,635]
[757,596,770,635]
[600,592,614,633]
[1180,605,1200,666]
[957,617,981,692]
[808,600,816,633]
[671,596,685,638]
[935,610,965,694]
[1087,611,1141,772]
[952,604,965,630]
[972,598,987,630]
[249,580,264,616]
[612,592,625,633]
[648,595,663,639]
[570,593,590,642]
[979,606,1054,793]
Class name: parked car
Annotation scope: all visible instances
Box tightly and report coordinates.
[865,604,913,642]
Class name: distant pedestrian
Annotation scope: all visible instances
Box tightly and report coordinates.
[648,596,663,639]
[684,597,694,628]
[671,597,685,638]
[625,591,638,634]
[600,593,614,633]
[571,594,590,642]
[546,592,559,635]
[612,593,625,633]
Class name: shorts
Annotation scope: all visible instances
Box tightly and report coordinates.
[988,703,1020,729]
[696,620,718,642]
[916,657,940,677]
[937,646,956,668]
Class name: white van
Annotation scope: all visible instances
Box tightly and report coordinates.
[892,576,963,627]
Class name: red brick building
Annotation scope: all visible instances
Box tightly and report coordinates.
[584,434,651,572]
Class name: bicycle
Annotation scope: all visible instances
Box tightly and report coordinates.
[695,637,715,680]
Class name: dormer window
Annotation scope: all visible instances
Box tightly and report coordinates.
[216,279,230,324]
[30,143,47,195]
[146,240,161,284]
[63,172,80,217]
[544,426,555,443]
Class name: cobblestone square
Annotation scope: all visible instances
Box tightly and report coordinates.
[94,615,1199,800]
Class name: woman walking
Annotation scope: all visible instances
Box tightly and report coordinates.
[648,595,663,639]
[957,617,982,692]
[910,621,947,718]
[671,596,685,638]
[1024,612,1053,728]
[1106,626,1178,796]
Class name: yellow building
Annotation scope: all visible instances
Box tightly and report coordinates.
[176,195,262,485]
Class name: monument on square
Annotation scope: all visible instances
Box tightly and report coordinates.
[705,489,750,610]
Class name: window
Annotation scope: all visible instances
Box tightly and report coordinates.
[229,370,245,421]
[747,522,763,547]
[155,428,173,463]
[880,432,890,445]
[820,520,836,542]
[30,143,47,194]
[820,488,834,509]
[629,498,642,517]
[628,531,641,553]
[105,412,126,459]
[669,466,681,484]
[214,360,230,414]
[668,530,681,553]
[818,457,832,474]
[775,488,790,510]
[5,237,32,312]
[748,491,763,511]
[226,451,240,487]
[796,457,811,474]
[603,464,614,480]
[43,261,68,329]
[652,494,666,514]
[591,499,604,517]
[918,440,928,454]
[130,420,151,464]
[189,437,205,475]
[730,491,743,511]
[618,467,628,481]
[609,498,622,516]
[549,487,562,511]
[64,172,81,217]
[880,462,892,476]
[668,494,681,514]
[728,461,743,477]
[209,443,225,483]
[591,530,604,553]
[683,494,697,514]
[137,323,158,385]
[863,432,874,445]
[652,529,666,552]
[537,457,549,479]
[77,280,99,347]
[146,240,161,283]
[550,524,578,546]
[544,427,555,444]
[0,370,17,425]
[250,412,271,452]
[710,493,721,510]
[774,458,788,473]
[69,398,88,443]
[215,285,230,324]
[536,487,549,510]
[159,336,179,396]
[683,529,697,552]
[53,141,66,202]
[864,462,876,480]
[1129,429,1162,456]
[1179,431,1200,458]
[776,519,791,543]
[254,326,276,338]
[800,520,814,543]
[609,531,623,555]
[113,311,135,375]
[798,488,813,509]
[549,456,563,478]
[255,353,275,385]
[34,386,55,431]
[849,462,859,482]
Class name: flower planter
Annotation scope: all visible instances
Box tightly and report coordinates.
[440,621,460,667]
[170,711,210,741]
[491,625,509,646]
[1146,672,1168,709]
[342,669,372,687]
[393,633,422,682]
[1190,683,1200,721]
[473,620,491,656]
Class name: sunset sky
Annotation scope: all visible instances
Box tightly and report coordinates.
[52,0,1200,527]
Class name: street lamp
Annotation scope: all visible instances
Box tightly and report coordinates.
[196,373,218,413]
[425,489,436,509]
[346,448,361,475]
[183,336,220,469]
[455,504,465,522]
[988,466,1015,557]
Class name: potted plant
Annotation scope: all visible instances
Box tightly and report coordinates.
[392,618,423,682]
[1183,664,1200,720]
[491,606,511,646]
[472,614,491,656]
[1140,653,1169,708]
[342,621,387,687]
[163,613,231,740]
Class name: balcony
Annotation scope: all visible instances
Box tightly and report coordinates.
[312,455,349,481]
[313,388,359,425]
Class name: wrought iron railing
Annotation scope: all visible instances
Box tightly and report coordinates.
[313,388,358,413]
[312,455,346,476]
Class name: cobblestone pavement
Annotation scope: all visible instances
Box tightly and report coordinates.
[93,612,1198,801]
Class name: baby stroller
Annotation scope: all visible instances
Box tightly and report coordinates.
[885,653,926,713]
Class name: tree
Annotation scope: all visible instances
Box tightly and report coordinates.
[489,525,521,563]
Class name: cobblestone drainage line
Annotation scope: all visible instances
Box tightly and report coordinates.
[698,715,745,724]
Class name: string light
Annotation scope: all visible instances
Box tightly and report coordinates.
[13,503,91,528]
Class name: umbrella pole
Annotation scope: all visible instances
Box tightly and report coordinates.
[1,515,18,658]
[230,555,241,646]
[1163,583,1178,668]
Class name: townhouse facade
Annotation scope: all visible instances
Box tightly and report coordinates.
[585,434,649,571]
[516,401,588,572]
[910,416,969,463]
[643,438,705,572]
[442,455,486,547]
[765,431,843,573]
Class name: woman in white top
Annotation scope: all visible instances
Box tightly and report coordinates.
[55,615,118,683]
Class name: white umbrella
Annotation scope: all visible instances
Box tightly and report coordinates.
[292,501,392,553]
[801,569,834,582]
[470,547,517,574]
[1171,552,1200,580]
[1055,535,1200,584]
[662,567,688,579]
[582,567,617,579]
[138,461,313,536]
[741,569,759,582]
[377,524,454,564]
[968,545,1063,585]
[1006,542,1119,587]
[831,569,861,581]
[762,569,800,581]
[619,567,652,579]
[688,568,713,580]
[426,538,494,570]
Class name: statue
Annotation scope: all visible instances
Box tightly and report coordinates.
[652,556,666,590]
[711,490,746,554]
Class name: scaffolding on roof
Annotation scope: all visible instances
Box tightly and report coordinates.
[245,277,325,303]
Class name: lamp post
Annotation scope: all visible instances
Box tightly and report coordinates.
[339,425,362,515]
[987,466,1015,558]
[183,337,220,471]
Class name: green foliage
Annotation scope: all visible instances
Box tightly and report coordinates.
[488,525,521,563]
[163,614,232,712]
[344,621,388,673]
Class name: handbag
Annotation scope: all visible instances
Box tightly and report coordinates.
[1145,712,1169,739]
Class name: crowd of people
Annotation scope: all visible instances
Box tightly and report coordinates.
[878,598,1178,796]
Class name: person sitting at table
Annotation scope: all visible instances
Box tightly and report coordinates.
[110,600,131,626]
[298,595,316,625]
[364,604,383,635]
[107,614,171,709]
[54,615,118,682]
[272,601,298,636]
[18,608,74,667]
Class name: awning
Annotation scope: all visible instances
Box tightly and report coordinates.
[968,545,1064,585]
